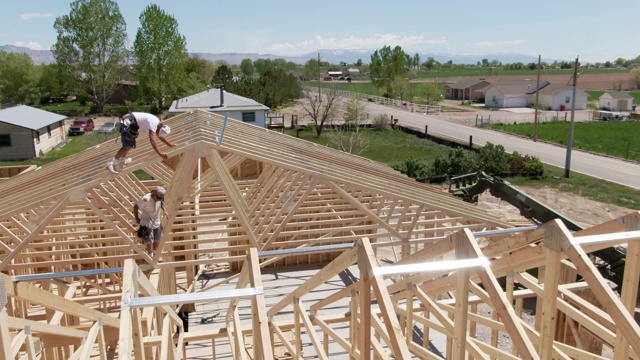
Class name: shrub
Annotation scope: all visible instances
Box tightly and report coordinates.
[371,113,390,130]
[431,148,479,177]
[477,142,510,175]
[391,157,430,179]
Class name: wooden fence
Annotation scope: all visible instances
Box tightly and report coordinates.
[303,87,441,115]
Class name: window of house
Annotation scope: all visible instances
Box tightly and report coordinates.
[492,95,497,102]
[565,96,571,103]
[34,131,40,144]
[0,134,11,147]
[242,112,256,122]
[47,126,52,138]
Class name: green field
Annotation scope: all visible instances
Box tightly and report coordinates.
[286,126,640,209]
[489,121,640,162]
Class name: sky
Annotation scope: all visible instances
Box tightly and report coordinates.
[2,0,640,64]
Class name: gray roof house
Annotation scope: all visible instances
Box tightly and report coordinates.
[0,105,68,160]
[482,80,546,108]
[482,80,587,110]
[444,79,491,101]
[168,87,270,128]
[535,84,588,111]
[599,92,634,111]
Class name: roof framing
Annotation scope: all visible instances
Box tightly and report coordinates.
[0,109,637,359]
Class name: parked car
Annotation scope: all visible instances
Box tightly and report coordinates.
[97,121,118,134]
[68,118,95,136]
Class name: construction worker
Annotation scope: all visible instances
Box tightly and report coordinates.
[107,112,176,174]
[133,186,167,258]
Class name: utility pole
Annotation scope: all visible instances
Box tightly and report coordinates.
[564,56,579,178]
[533,55,541,142]
[317,52,321,100]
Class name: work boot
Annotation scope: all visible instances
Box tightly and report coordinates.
[107,162,118,174]
[118,158,132,170]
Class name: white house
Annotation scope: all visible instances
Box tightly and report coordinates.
[598,92,634,111]
[484,80,542,108]
[347,68,360,77]
[168,87,270,128]
[483,80,587,110]
[0,105,68,161]
[534,84,588,111]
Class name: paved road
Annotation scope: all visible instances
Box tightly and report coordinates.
[363,102,640,190]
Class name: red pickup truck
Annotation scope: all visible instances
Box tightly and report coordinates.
[68,118,95,136]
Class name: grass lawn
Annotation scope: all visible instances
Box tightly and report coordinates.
[284,127,450,165]
[489,121,640,162]
[287,126,640,210]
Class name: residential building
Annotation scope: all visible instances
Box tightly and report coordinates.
[535,84,588,111]
[482,80,587,110]
[0,105,68,160]
[599,92,634,111]
[444,79,490,101]
[168,87,270,128]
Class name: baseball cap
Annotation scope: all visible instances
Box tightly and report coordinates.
[155,186,166,200]
[159,125,171,136]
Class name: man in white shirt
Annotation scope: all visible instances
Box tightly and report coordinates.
[133,186,167,258]
[107,112,177,174]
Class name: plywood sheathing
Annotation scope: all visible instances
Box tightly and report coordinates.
[0,109,638,358]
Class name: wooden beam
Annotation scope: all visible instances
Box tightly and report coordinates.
[455,229,540,359]
[247,248,274,360]
[358,237,412,359]
[613,215,640,360]
[539,221,567,359]
[559,219,640,358]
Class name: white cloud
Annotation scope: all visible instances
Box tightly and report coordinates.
[20,13,54,20]
[14,41,47,50]
[474,40,525,47]
[260,34,448,55]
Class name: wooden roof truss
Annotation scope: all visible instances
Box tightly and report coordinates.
[0,110,638,358]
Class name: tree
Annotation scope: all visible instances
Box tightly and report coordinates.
[356,59,363,66]
[300,86,341,137]
[423,57,436,71]
[412,53,421,70]
[133,4,188,109]
[38,63,71,103]
[213,64,234,89]
[326,96,368,154]
[631,67,640,89]
[232,67,301,109]
[0,51,40,104]
[253,58,273,76]
[369,45,407,94]
[240,59,254,77]
[390,76,410,101]
[303,58,321,81]
[415,82,442,105]
[182,56,216,93]
[52,0,128,113]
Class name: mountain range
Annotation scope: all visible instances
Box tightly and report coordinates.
[1,44,543,66]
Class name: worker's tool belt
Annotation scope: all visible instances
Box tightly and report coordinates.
[137,225,152,241]
[120,113,139,142]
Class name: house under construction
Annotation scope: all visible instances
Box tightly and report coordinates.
[0,109,639,359]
